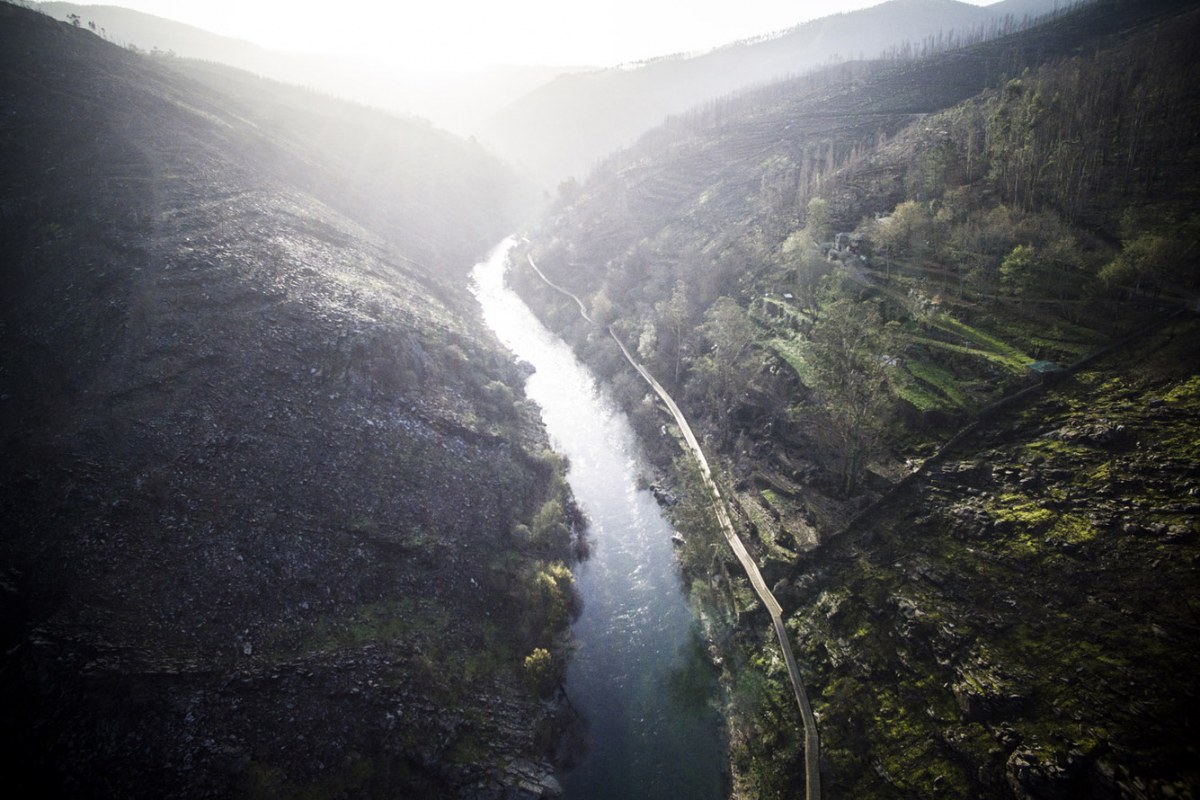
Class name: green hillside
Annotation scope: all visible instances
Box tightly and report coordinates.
[518,0,1200,795]
[523,0,1199,500]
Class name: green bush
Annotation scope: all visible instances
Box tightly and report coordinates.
[523,647,559,696]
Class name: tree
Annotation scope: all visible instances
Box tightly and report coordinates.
[555,177,581,207]
[907,137,963,201]
[1099,228,1196,298]
[782,229,831,313]
[999,243,1037,297]
[531,497,570,550]
[694,297,758,442]
[589,288,615,326]
[876,200,934,264]
[804,299,892,495]
[954,204,1021,297]
[519,561,578,647]
[637,320,657,362]
[523,648,560,697]
[656,280,691,387]
[670,457,735,618]
[805,197,833,244]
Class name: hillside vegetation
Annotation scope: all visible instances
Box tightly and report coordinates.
[1,6,567,798]
[519,0,1200,795]
[524,0,1199,507]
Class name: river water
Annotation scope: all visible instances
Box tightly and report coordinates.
[471,239,725,799]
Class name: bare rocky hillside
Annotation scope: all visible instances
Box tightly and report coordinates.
[1,6,568,797]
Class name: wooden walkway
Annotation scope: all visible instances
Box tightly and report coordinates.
[525,251,821,800]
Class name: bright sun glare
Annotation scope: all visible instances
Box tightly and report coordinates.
[86,0,997,69]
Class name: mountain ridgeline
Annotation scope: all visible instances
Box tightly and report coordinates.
[477,0,1079,188]
[518,0,1200,796]
[38,1,571,137]
[1,5,572,798]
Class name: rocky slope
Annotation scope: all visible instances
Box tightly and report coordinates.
[777,316,1200,798]
[1,6,568,798]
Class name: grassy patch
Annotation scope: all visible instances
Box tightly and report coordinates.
[907,359,967,406]
[932,316,1031,366]
[1046,513,1097,546]
[895,357,967,411]
[904,314,1032,374]
[1003,314,1107,361]
[894,378,943,412]
[868,684,972,797]
[1165,375,1200,405]
[770,336,813,387]
[1022,438,1092,460]
[907,335,1028,373]
[989,493,1055,528]
[1027,334,1094,360]
[760,488,782,510]
[1081,461,1114,487]
[302,597,449,654]
[980,492,1059,557]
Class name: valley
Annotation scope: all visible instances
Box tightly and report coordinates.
[3,0,1199,797]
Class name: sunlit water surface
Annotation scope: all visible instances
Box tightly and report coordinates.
[471,239,725,799]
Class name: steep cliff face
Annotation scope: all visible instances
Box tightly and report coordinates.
[0,7,566,797]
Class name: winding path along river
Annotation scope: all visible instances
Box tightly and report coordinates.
[471,238,725,799]
[522,248,821,800]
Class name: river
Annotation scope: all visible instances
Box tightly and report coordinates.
[471,238,726,799]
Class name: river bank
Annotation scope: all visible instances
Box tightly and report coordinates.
[508,227,1200,796]
[472,240,728,799]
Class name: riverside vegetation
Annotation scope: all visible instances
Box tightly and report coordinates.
[1,5,577,798]
[516,0,1200,796]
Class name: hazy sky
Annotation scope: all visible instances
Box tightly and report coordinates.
[58,0,1002,68]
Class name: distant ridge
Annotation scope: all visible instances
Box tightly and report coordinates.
[478,0,1080,187]
[35,1,573,135]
